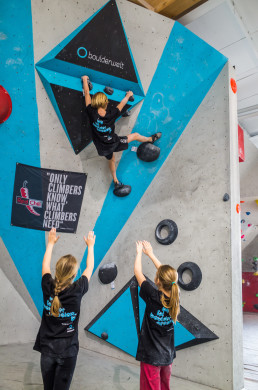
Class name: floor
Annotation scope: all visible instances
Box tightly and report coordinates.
[0,314,257,390]
[243,313,258,390]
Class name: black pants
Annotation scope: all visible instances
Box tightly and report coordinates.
[40,354,77,390]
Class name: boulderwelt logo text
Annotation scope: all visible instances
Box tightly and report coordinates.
[88,51,124,69]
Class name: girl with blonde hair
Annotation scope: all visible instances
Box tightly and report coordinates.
[34,228,95,390]
[82,75,161,197]
[134,240,180,390]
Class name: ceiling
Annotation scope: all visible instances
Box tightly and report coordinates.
[128,0,258,148]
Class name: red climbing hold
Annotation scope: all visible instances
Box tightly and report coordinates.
[230,78,237,94]
[0,85,12,124]
[236,204,240,214]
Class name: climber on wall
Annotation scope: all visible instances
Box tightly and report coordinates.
[82,75,161,197]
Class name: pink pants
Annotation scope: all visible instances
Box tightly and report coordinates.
[140,362,172,390]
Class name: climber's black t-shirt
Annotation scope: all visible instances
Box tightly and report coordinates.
[86,104,121,156]
[136,281,176,366]
[33,273,88,358]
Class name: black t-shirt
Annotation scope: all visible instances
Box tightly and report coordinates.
[33,273,88,358]
[86,104,121,156]
[136,281,176,366]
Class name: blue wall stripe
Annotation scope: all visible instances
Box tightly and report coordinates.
[0,0,45,313]
[79,21,227,276]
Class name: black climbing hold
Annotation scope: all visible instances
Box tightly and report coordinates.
[155,219,178,245]
[223,193,230,201]
[254,304,258,310]
[129,95,134,102]
[113,184,131,197]
[101,332,108,340]
[137,142,160,162]
[104,86,114,95]
[88,80,93,91]
[122,109,131,117]
[177,262,202,291]
[98,263,118,284]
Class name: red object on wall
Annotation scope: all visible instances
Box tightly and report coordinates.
[0,85,12,124]
[230,78,237,94]
[242,272,258,313]
[238,125,245,162]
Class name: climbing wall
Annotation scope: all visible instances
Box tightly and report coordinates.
[0,0,243,389]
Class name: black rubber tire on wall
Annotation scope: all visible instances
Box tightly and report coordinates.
[177,262,202,291]
[155,219,178,245]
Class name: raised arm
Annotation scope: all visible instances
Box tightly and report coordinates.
[142,241,162,269]
[82,75,91,107]
[82,231,95,281]
[42,228,60,276]
[116,91,133,112]
[134,241,146,287]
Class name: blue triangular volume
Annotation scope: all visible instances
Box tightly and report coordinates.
[36,0,145,154]
[86,278,139,356]
[36,0,144,95]
[85,277,218,357]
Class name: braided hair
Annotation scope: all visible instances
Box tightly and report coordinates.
[155,265,180,323]
[50,255,78,317]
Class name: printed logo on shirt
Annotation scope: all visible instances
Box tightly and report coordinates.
[150,307,173,326]
[93,118,112,134]
[44,297,78,333]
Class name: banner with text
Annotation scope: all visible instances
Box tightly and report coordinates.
[11,163,87,233]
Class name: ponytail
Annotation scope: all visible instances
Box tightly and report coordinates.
[156,265,180,323]
[50,255,78,317]
[50,279,62,317]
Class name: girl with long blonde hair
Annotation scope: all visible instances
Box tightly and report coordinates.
[34,228,95,390]
[134,240,180,390]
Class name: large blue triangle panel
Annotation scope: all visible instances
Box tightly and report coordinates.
[86,279,139,356]
[79,21,228,274]
[85,278,218,357]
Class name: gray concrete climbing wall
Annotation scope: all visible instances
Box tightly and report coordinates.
[0,1,243,389]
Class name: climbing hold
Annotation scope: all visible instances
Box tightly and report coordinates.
[236,204,240,214]
[242,279,245,284]
[137,142,160,162]
[240,200,245,204]
[255,294,258,298]
[177,262,202,291]
[0,85,12,124]
[113,184,131,197]
[98,263,118,284]
[223,193,230,201]
[230,78,237,94]
[88,80,93,91]
[155,219,178,245]
[122,109,131,117]
[254,271,258,276]
[246,212,251,215]
[256,200,258,206]
[104,86,114,95]
[241,219,245,224]
[248,224,252,227]
[254,304,258,310]
[101,332,108,340]
[241,235,245,239]
[128,95,134,102]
